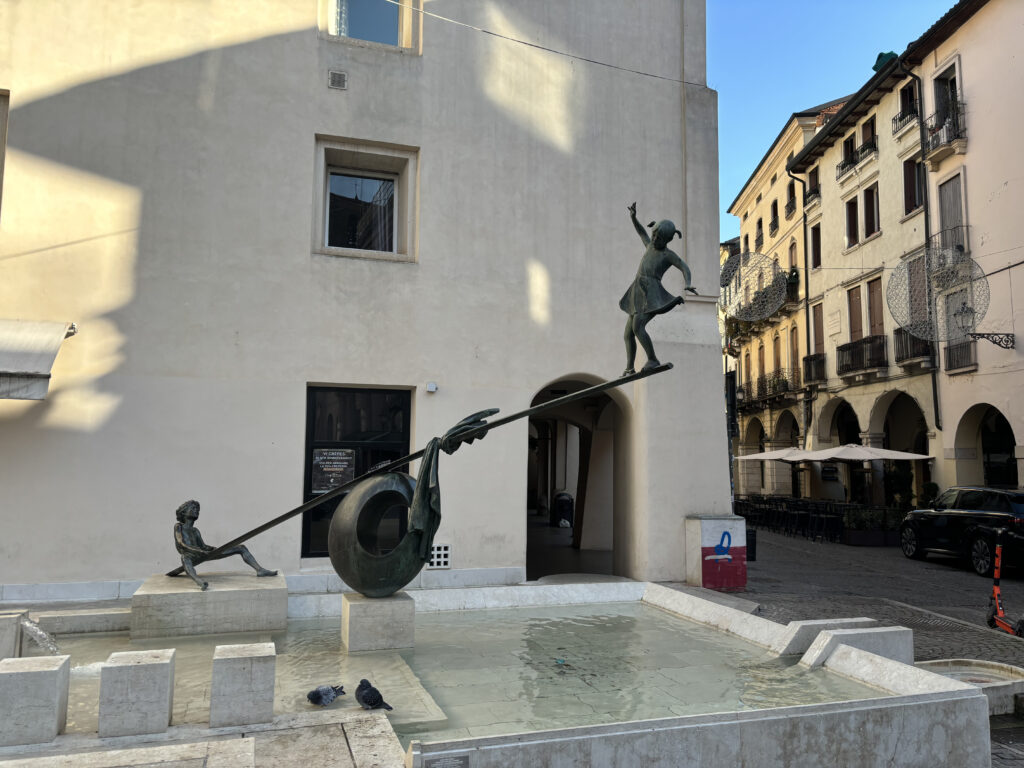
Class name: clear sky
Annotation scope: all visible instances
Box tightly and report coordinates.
[709,0,958,242]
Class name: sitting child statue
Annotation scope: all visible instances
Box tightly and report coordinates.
[173,499,277,590]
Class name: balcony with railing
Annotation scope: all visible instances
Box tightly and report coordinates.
[754,232,764,251]
[856,137,878,163]
[926,102,967,165]
[785,198,796,219]
[944,339,977,373]
[836,155,857,180]
[837,335,888,376]
[929,224,970,255]
[893,328,935,366]
[768,216,779,237]
[892,101,919,134]
[803,353,826,385]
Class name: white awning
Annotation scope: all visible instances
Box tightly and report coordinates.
[0,320,77,400]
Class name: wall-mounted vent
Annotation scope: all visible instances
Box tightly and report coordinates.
[426,544,450,570]
[328,71,348,90]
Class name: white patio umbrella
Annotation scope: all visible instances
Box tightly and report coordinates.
[734,447,811,462]
[798,444,932,462]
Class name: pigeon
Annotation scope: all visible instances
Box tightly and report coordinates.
[355,678,393,711]
[306,684,345,707]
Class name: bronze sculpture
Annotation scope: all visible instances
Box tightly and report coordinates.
[620,202,697,375]
[173,500,277,590]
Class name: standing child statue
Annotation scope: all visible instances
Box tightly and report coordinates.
[174,500,277,590]
[619,202,698,375]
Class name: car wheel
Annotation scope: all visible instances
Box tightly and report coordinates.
[970,534,995,577]
[900,525,926,560]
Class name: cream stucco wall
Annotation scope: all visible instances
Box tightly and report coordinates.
[0,0,727,591]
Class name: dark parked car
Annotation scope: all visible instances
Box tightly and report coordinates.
[900,486,1024,576]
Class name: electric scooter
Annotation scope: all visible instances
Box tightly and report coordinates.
[986,527,1024,637]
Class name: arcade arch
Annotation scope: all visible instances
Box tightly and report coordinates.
[954,404,1019,488]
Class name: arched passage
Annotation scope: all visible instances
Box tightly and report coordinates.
[955,404,1019,488]
[736,417,766,496]
[525,375,630,580]
[773,409,801,497]
[872,391,931,508]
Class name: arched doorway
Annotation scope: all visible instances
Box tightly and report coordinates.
[955,404,1019,488]
[525,376,627,580]
[738,417,766,496]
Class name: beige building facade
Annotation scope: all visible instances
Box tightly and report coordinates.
[731,0,1022,506]
[0,1,729,598]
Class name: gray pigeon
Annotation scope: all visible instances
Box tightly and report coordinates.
[307,684,345,707]
[355,678,393,711]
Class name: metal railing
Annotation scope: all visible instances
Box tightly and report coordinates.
[836,156,857,180]
[944,339,977,371]
[893,328,934,363]
[892,103,919,134]
[803,353,826,384]
[754,233,764,251]
[753,368,801,400]
[837,335,888,375]
[926,102,967,151]
[804,186,821,205]
[929,224,970,254]
[785,198,796,219]
[768,216,779,236]
[857,137,878,162]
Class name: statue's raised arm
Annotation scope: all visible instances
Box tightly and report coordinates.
[628,202,650,247]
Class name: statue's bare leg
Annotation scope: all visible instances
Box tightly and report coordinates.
[223,545,277,577]
[623,317,637,376]
[182,558,209,591]
[632,313,660,369]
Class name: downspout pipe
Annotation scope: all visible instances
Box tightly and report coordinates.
[895,53,941,431]
[788,168,812,449]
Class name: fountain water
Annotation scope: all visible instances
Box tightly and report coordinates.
[18,616,60,655]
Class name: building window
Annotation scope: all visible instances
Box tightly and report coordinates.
[812,303,824,354]
[861,116,876,145]
[903,157,924,214]
[864,184,879,237]
[810,224,821,268]
[808,166,819,190]
[845,197,859,247]
[788,241,797,270]
[770,173,777,186]
[314,136,419,262]
[842,134,856,163]
[323,0,419,48]
[848,285,863,342]
[743,234,749,252]
[867,277,883,336]
[303,386,412,557]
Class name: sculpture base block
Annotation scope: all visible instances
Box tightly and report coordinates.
[341,591,414,652]
[130,573,287,639]
[684,515,747,590]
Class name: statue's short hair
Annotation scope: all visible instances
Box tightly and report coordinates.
[175,499,200,522]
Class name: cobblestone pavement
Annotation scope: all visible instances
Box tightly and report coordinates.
[738,530,1024,764]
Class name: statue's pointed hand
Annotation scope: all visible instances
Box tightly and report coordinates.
[441,408,500,455]
[685,286,699,295]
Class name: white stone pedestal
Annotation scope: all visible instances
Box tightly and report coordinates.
[130,573,287,639]
[0,611,25,660]
[0,655,70,746]
[99,648,176,737]
[341,592,414,652]
[210,642,276,727]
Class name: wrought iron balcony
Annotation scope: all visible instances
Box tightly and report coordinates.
[754,233,764,251]
[926,102,967,155]
[804,186,821,206]
[768,216,779,237]
[892,103,919,134]
[856,137,878,162]
[836,156,857,180]
[785,198,796,219]
[893,328,935,364]
[837,335,888,375]
[929,224,970,254]
[944,339,977,372]
[803,353,826,384]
